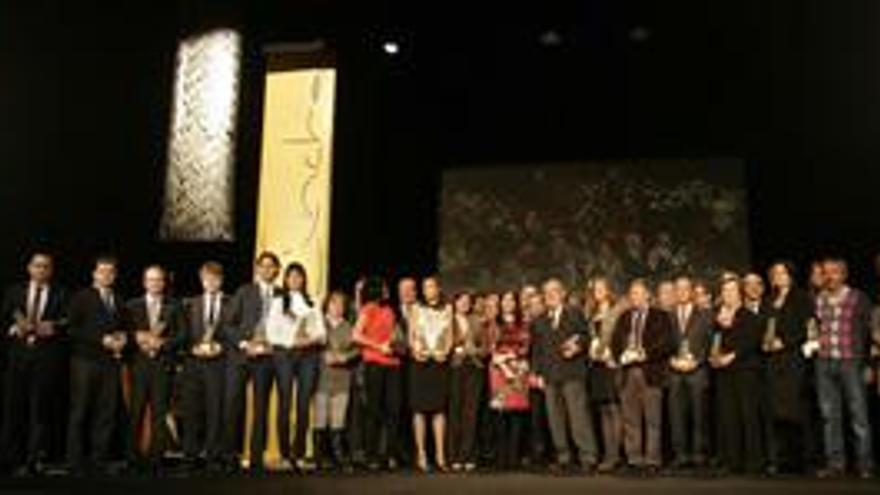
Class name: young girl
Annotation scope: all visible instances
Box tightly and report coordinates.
[313,291,359,470]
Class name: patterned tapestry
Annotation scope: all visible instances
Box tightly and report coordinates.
[438,159,750,293]
[160,29,241,241]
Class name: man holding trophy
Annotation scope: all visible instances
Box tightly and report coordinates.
[0,252,68,475]
[531,278,597,475]
[181,261,230,472]
[224,252,281,473]
[66,255,129,475]
[125,265,184,472]
[611,279,674,475]
[666,276,712,470]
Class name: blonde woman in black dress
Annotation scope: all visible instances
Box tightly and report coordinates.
[409,276,453,472]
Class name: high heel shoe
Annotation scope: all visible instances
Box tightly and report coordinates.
[415,455,429,473]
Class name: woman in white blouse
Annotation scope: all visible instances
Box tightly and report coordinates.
[408,276,453,472]
[265,262,326,471]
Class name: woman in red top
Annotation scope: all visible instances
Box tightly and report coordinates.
[489,290,531,469]
[352,277,403,470]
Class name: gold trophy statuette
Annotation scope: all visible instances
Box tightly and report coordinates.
[111,331,127,360]
[762,317,783,353]
[195,323,222,358]
[677,338,697,371]
[12,310,37,346]
[248,324,272,357]
[143,321,166,359]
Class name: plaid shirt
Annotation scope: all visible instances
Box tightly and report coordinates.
[816,286,860,360]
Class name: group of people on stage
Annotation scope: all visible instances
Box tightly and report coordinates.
[1,250,880,479]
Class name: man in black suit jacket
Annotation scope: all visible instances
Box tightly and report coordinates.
[611,279,674,472]
[667,276,712,468]
[0,252,69,474]
[223,251,281,472]
[181,261,231,470]
[125,265,184,469]
[531,278,597,473]
[66,255,130,474]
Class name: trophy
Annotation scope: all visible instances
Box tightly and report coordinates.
[291,312,311,348]
[801,318,820,358]
[559,334,581,359]
[141,320,166,359]
[109,331,127,360]
[194,321,222,358]
[676,337,697,372]
[12,309,37,346]
[762,317,783,353]
[247,321,272,357]
[708,330,727,368]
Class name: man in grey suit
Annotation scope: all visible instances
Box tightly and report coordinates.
[531,278,598,474]
[667,276,712,469]
[222,252,281,473]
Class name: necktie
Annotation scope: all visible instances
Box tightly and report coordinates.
[678,306,687,333]
[149,298,161,329]
[207,294,217,327]
[102,290,114,313]
[29,285,43,324]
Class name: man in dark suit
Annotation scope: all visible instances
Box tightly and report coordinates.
[66,255,129,474]
[742,272,776,473]
[667,276,712,469]
[0,252,69,475]
[223,251,280,473]
[612,279,674,473]
[180,261,230,472]
[125,265,184,471]
[531,278,597,474]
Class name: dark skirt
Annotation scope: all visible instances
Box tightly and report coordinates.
[588,365,620,404]
[409,360,449,413]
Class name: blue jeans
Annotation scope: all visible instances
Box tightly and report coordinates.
[815,359,874,469]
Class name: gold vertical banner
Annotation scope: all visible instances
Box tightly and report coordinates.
[248,50,336,465]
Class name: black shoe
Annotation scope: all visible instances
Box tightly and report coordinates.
[816,465,844,479]
[858,468,874,480]
[548,463,570,476]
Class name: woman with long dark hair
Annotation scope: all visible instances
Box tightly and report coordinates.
[351,276,403,471]
[762,261,819,473]
[409,276,453,472]
[489,290,531,469]
[265,262,326,471]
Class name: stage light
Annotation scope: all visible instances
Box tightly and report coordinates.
[539,30,563,47]
[160,28,241,241]
[383,41,400,55]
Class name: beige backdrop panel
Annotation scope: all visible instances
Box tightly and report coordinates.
[248,65,336,465]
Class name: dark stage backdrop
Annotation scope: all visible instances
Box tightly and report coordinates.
[439,159,749,293]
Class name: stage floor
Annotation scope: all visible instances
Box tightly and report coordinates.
[0,472,876,495]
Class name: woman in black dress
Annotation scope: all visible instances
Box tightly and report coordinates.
[763,261,819,473]
[409,276,453,472]
[710,275,764,474]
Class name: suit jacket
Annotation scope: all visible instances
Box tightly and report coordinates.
[228,283,279,353]
[611,306,675,387]
[67,287,130,363]
[1,283,69,352]
[182,293,233,351]
[531,305,589,384]
[126,295,185,362]
[670,305,712,366]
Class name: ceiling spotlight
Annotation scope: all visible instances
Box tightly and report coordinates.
[539,30,563,47]
[382,41,400,55]
[629,26,652,43]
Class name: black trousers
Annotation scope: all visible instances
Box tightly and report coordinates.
[222,353,274,466]
[448,363,485,464]
[528,389,551,463]
[494,411,527,468]
[363,363,402,462]
[272,349,320,460]
[66,356,121,468]
[127,354,173,461]
[182,357,225,461]
[715,368,763,473]
[0,343,65,466]
[668,368,708,463]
